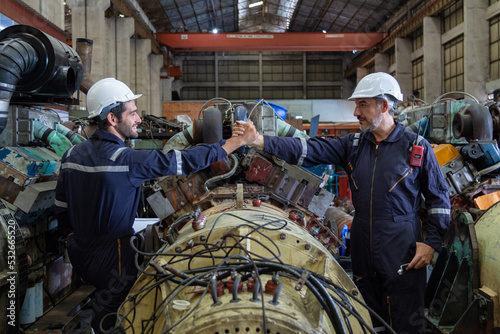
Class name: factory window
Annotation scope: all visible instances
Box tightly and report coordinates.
[183,60,215,83]
[262,86,303,99]
[443,35,464,92]
[442,0,463,33]
[180,87,215,100]
[306,86,342,99]
[219,60,259,82]
[306,58,342,81]
[412,57,424,99]
[218,87,260,100]
[490,14,500,80]
[412,26,423,52]
[262,59,303,82]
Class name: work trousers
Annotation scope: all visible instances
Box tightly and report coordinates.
[67,233,139,333]
[351,215,427,334]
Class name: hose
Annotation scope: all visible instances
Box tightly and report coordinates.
[0,38,39,133]
[203,154,239,193]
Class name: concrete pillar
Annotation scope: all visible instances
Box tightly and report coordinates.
[423,17,442,103]
[24,0,65,31]
[105,18,116,78]
[116,18,135,86]
[131,39,152,115]
[162,77,175,102]
[395,38,412,102]
[67,0,110,82]
[356,67,369,84]
[149,54,164,117]
[374,53,390,73]
[464,0,488,100]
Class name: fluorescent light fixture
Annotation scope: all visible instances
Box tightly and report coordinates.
[119,14,125,18]
[249,1,263,8]
[322,30,327,33]
[212,28,218,34]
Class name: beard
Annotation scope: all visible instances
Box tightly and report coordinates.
[359,109,383,132]
[117,121,138,139]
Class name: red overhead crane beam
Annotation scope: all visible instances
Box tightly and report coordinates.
[156,32,385,52]
[1,0,66,42]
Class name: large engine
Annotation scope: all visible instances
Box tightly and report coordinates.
[121,198,368,333]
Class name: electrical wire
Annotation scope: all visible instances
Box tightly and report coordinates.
[196,97,233,120]
[119,211,390,334]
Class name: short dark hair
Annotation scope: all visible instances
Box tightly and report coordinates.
[95,102,126,130]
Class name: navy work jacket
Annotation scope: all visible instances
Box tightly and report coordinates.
[54,129,227,246]
[263,123,450,251]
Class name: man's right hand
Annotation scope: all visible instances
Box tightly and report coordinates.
[232,121,264,148]
[223,121,261,154]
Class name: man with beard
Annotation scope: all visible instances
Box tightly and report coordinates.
[233,72,450,333]
[54,78,258,333]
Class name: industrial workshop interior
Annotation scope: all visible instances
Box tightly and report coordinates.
[1,0,500,333]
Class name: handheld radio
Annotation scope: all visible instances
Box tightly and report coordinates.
[410,122,424,167]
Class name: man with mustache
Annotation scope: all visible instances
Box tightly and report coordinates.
[234,72,450,333]
[54,78,258,333]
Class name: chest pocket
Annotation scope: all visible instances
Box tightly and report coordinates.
[384,155,421,216]
[388,166,414,193]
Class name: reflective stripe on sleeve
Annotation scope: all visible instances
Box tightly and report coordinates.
[65,146,76,158]
[428,208,450,215]
[174,150,183,175]
[54,199,68,208]
[62,162,129,173]
[110,147,127,161]
[297,138,308,166]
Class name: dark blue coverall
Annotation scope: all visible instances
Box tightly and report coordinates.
[263,123,450,333]
[54,129,228,333]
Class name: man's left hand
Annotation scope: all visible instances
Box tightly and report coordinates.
[406,242,435,270]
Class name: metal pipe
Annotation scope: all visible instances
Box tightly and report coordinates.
[270,281,283,306]
[75,38,95,94]
[250,279,261,302]
[0,38,38,133]
[230,276,241,302]
[453,102,493,141]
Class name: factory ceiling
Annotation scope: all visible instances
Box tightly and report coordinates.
[135,0,411,34]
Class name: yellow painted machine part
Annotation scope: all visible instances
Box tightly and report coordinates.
[121,201,371,333]
[432,144,460,167]
[475,201,500,327]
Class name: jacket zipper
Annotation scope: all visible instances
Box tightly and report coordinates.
[118,239,122,276]
[370,143,379,270]
[388,168,413,192]
[348,162,358,190]
[387,296,393,328]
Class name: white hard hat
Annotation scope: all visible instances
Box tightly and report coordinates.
[348,72,403,102]
[87,78,142,119]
